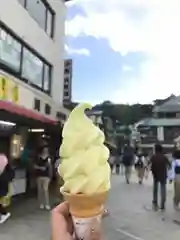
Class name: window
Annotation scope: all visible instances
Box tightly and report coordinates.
[0,28,21,71]
[34,98,41,111]
[45,104,51,115]
[19,0,55,38]
[17,0,25,6]
[0,25,52,95]
[46,10,54,37]
[22,48,43,88]
[43,64,51,93]
[26,0,46,30]
[56,112,66,121]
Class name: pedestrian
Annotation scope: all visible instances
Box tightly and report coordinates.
[51,202,102,240]
[0,154,14,224]
[108,149,115,173]
[114,155,121,175]
[134,149,146,184]
[34,146,52,210]
[122,144,135,184]
[119,155,124,175]
[168,149,180,211]
[149,144,170,211]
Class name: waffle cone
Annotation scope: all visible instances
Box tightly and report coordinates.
[61,189,108,218]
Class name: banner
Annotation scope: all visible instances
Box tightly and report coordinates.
[11,85,19,103]
[0,75,19,103]
[0,75,8,100]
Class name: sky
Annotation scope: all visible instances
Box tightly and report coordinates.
[65,0,180,105]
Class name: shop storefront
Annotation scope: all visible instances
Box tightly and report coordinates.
[0,100,60,196]
[0,65,68,198]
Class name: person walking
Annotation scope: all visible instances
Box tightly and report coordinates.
[34,146,52,210]
[0,154,14,224]
[122,144,135,184]
[108,149,116,173]
[114,155,121,175]
[169,149,180,211]
[134,149,146,184]
[149,144,170,211]
[119,155,124,175]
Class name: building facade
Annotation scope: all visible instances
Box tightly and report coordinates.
[0,0,68,119]
[0,0,70,196]
[87,109,117,149]
[136,95,180,150]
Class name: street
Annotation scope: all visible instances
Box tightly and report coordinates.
[1,173,180,240]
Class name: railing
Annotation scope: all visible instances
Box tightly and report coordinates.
[141,136,175,145]
[141,136,158,144]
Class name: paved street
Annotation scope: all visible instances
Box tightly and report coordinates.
[104,173,180,240]
[1,173,180,240]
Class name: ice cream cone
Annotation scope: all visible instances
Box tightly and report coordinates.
[62,189,108,217]
[61,188,109,239]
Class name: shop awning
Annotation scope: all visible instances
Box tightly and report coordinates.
[0,100,57,125]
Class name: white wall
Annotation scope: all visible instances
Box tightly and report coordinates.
[0,0,66,104]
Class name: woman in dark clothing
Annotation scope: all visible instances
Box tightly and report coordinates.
[114,155,121,175]
[34,146,52,210]
[0,155,14,224]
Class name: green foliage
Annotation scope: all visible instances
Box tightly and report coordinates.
[67,100,153,125]
[93,101,153,125]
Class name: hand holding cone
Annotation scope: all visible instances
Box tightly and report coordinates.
[87,218,103,240]
[58,103,111,239]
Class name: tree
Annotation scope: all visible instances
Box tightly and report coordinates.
[93,101,153,125]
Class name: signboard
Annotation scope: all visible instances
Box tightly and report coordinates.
[0,75,19,103]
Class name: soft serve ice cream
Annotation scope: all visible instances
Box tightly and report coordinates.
[59,103,111,195]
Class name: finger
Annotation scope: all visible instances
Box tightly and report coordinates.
[51,203,74,235]
[51,203,69,233]
[66,215,74,235]
[53,202,70,218]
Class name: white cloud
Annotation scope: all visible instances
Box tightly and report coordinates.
[66,0,180,104]
[65,45,90,56]
[122,65,132,72]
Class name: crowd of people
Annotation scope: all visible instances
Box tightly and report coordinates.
[109,143,180,212]
[1,142,180,240]
[51,143,180,239]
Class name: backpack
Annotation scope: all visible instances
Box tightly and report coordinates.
[135,155,144,168]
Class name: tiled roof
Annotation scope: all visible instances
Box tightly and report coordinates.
[153,96,180,112]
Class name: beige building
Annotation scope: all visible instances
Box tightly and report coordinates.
[0,0,70,196]
[0,0,69,120]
